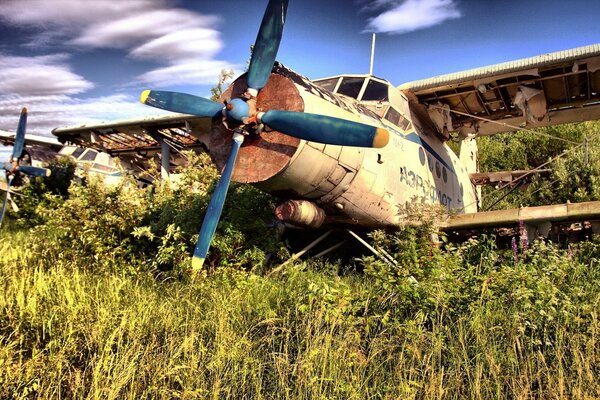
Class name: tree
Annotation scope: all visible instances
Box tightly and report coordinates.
[210,69,235,101]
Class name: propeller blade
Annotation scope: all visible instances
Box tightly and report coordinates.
[16,165,51,177]
[192,131,245,270]
[9,196,18,213]
[259,110,389,148]
[12,107,27,160]
[247,0,288,91]
[140,90,223,117]
[0,174,12,226]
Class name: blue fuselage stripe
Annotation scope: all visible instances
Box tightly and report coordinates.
[404,132,455,174]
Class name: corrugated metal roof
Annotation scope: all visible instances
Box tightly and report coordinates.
[398,43,600,91]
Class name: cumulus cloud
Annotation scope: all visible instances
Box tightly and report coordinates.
[130,28,223,61]
[0,53,164,135]
[71,9,219,48]
[138,60,239,87]
[0,54,93,96]
[0,0,236,87]
[0,1,153,25]
[364,0,462,34]
[0,94,168,135]
[0,0,239,134]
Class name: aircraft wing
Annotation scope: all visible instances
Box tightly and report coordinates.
[52,113,212,170]
[398,43,600,138]
[0,131,63,151]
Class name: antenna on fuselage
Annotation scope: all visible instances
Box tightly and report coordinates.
[369,33,376,75]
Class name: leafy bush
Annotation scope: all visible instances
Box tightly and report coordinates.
[19,151,286,277]
[11,156,76,227]
[478,121,600,209]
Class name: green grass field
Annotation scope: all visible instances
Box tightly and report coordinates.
[1,226,599,398]
[1,151,599,398]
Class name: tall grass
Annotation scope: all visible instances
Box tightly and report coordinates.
[1,158,599,398]
[1,227,599,398]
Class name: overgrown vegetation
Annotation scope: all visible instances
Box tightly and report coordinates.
[1,123,599,398]
[478,121,600,210]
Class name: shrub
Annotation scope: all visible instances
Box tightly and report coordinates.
[20,151,286,277]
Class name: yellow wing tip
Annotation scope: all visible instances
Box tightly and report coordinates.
[373,128,389,148]
[45,169,52,177]
[191,256,205,271]
[139,90,151,104]
[21,107,28,114]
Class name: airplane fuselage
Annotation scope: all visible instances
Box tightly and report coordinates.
[199,64,478,228]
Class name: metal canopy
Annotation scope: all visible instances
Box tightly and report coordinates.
[399,43,600,136]
[52,114,211,171]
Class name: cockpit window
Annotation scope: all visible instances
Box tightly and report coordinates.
[71,147,85,158]
[314,78,339,92]
[361,79,389,101]
[384,107,401,126]
[79,149,97,162]
[337,77,365,99]
[384,107,412,131]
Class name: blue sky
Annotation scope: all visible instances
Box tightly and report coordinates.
[0,0,599,135]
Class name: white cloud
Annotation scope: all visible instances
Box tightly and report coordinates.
[0,0,239,132]
[130,28,223,61]
[0,0,237,88]
[365,0,462,34]
[138,60,241,87]
[71,9,219,48]
[0,94,169,135]
[0,1,156,25]
[0,54,93,96]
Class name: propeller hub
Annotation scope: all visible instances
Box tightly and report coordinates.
[225,98,250,122]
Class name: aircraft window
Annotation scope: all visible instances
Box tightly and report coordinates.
[398,115,412,131]
[315,78,339,92]
[71,147,85,158]
[92,163,115,172]
[418,147,426,166]
[435,161,441,178]
[80,149,97,162]
[337,77,365,99]
[361,79,389,101]
[442,167,448,183]
[384,107,401,126]
[427,155,433,172]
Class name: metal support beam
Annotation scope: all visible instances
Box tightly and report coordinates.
[347,229,398,267]
[314,240,347,259]
[158,137,170,181]
[268,230,333,276]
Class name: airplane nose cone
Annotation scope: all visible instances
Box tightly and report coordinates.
[225,98,249,121]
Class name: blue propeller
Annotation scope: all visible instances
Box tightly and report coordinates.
[247,0,288,92]
[1,108,52,226]
[259,110,389,148]
[139,0,390,269]
[192,131,244,269]
[140,90,223,118]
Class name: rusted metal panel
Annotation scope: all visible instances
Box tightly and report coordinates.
[399,44,600,92]
[212,73,302,183]
[399,43,600,136]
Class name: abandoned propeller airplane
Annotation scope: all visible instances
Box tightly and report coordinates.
[0,108,51,225]
[52,0,600,268]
